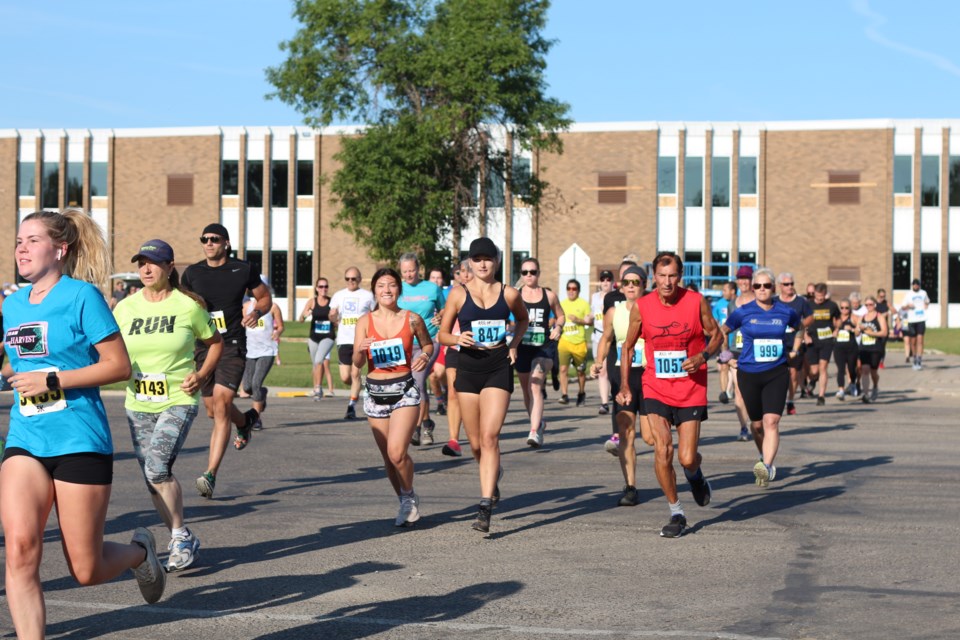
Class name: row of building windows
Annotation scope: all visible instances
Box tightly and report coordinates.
[18,161,108,204]
[892,155,960,205]
[657,156,758,206]
[221,160,314,208]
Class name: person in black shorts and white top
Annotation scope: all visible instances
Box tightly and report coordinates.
[330,267,376,419]
[181,223,272,499]
[438,237,528,534]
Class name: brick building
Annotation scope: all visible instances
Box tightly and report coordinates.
[1,120,958,326]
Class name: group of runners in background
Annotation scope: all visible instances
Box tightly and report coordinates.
[0,207,930,635]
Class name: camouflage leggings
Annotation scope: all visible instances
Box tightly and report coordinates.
[126,405,199,491]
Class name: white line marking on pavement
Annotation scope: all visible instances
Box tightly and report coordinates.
[34,597,787,640]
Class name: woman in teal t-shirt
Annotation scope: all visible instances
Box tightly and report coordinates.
[114,239,222,572]
[2,210,168,636]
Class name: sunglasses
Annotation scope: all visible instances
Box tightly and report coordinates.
[600,277,613,282]
[567,286,579,291]
[621,279,642,287]
[345,276,360,282]
[317,284,329,288]
[520,269,538,276]
[752,282,774,290]
[781,281,795,287]
[200,236,223,244]
[840,306,850,310]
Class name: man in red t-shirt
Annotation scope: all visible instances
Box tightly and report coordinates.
[617,252,724,538]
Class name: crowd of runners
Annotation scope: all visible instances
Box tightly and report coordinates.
[0,209,933,634]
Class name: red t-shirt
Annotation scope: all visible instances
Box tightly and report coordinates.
[638,288,707,407]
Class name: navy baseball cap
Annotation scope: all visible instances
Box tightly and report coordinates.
[131,239,174,263]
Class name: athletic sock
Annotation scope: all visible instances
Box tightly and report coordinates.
[669,500,684,517]
[171,526,188,539]
[683,466,703,483]
[349,397,357,406]
[479,498,492,507]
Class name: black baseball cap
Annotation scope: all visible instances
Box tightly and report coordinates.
[911,278,920,286]
[599,270,614,281]
[131,239,174,263]
[202,223,230,240]
[468,237,499,260]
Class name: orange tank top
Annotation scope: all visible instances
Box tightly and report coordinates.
[366,310,415,375]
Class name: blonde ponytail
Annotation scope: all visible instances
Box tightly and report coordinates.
[23,209,112,288]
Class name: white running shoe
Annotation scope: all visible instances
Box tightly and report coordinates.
[167,529,201,572]
[526,423,544,448]
[395,492,421,527]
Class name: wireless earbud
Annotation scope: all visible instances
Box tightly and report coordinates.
[56,250,62,260]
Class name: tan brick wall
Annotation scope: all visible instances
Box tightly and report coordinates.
[0,138,18,284]
[536,130,659,290]
[762,128,891,296]
[112,135,221,274]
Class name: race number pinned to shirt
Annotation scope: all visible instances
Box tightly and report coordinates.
[734,330,744,350]
[370,338,406,368]
[19,367,67,417]
[210,310,227,334]
[134,372,169,403]
[522,326,545,346]
[837,330,851,343]
[249,317,267,331]
[472,320,506,347]
[753,339,782,363]
[653,350,688,378]
[616,340,645,368]
[314,320,331,334]
[861,333,877,346]
[562,321,578,336]
[816,327,833,340]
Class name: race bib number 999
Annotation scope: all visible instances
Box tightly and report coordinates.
[753,339,782,363]
[472,320,506,347]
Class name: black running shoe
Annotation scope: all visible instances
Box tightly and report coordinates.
[576,392,586,407]
[472,504,492,533]
[690,475,712,507]
[618,485,638,507]
[660,514,688,538]
[598,403,610,415]
[552,371,560,391]
[345,404,357,420]
[816,396,825,406]
[436,401,447,416]
[411,426,421,446]
[718,391,729,404]
[558,394,569,405]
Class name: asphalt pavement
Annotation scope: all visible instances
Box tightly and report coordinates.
[0,354,958,639]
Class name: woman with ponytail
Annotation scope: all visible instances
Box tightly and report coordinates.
[113,238,223,572]
[1,210,167,637]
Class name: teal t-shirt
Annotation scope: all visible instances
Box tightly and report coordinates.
[2,276,119,456]
[398,280,444,338]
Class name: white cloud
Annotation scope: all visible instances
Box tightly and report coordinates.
[852,0,960,78]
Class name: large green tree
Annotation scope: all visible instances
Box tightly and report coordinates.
[266,0,570,264]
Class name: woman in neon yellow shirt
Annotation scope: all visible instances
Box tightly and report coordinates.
[114,239,222,572]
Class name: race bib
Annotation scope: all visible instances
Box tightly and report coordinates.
[753,339,782,363]
[914,308,925,319]
[522,326,545,346]
[19,367,67,417]
[250,317,266,331]
[314,320,331,334]
[616,340,644,368]
[210,310,227,334]
[563,322,578,335]
[816,327,833,340]
[837,330,850,343]
[134,372,169,403]
[734,330,743,350]
[473,320,506,347]
[861,333,877,346]
[341,317,359,326]
[653,350,687,378]
[370,338,406,368]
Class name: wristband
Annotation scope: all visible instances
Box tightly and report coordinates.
[700,350,712,362]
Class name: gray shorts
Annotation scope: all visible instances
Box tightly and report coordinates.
[307,337,335,366]
[126,404,199,489]
[410,338,440,395]
[363,375,421,419]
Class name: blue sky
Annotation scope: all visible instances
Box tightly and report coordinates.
[1,0,958,129]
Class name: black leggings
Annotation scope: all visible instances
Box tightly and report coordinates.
[834,346,858,388]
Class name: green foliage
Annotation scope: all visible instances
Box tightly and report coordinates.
[267,0,570,262]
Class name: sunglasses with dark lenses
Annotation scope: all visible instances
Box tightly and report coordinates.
[600,276,613,282]
[752,282,774,290]
[345,277,360,282]
[781,281,795,286]
[621,279,642,287]
[317,284,329,288]
[840,306,850,310]
[520,269,538,276]
[567,286,579,291]
[200,236,223,244]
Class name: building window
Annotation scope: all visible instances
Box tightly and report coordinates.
[711,251,730,281]
[828,171,860,205]
[167,174,194,206]
[246,250,263,276]
[949,156,960,207]
[597,172,626,204]
[658,157,676,194]
[893,253,911,290]
[296,160,313,196]
[222,160,239,196]
[894,155,912,194]
[486,169,506,207]
[19,161,35,196]
[270,251,288,294]
[920,253,939,303]
[90,162,107,197]
[921,155,939,207]
[66,161,84,207]
[295,251,313,286]
[948,253,960,303]
[271,160,289,207]
[247,160,264,208]
[684,157,703,207]
[738,252,756,267]
[739,156,757,195]
[711,157,730,207]
[513,157,531,200]
[41,161,58,209]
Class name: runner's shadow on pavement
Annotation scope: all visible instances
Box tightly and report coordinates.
[43,561,404,639]
[256,466,389,496]
[485,485,607,539]
[253,580,524,639]
[781,422,857,437]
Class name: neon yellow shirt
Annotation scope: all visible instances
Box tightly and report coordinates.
[559,297,592,345]
[113,290,215,412]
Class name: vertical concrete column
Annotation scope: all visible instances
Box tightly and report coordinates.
[704,129,713,288]
[106,134,116,260]
[677,129,686,254]
[263,133,272,281]
[758,130,767,267]
[913,127,922,281]
[531,146,540,260]
[288,132,297,317]
[731,129,740,268]
[314,133,322,280]
[941,128,950,326]
[83,135,92,212]
[238,131,247,257]
[58,135,67,209]
[503,130,514,285]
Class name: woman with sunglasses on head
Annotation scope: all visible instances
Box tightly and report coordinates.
[298,276,336,399]
[856,296,887,403]
[721,268,803,488]
[514,257,564,448]
[592,265,654,506]
[2,210,167,637]
[439,237,528,534]
[352,268,434,526]
[833,300,860,400]
[114,239,223,572]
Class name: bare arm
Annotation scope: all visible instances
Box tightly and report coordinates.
[438,287,466,347]
[242,283,273,328]
[505,286,529,352]
[298,297,315,322]
[547,290,565,341]
[410,314,435,372]
[270,303,285,339]
[182,332,223,395]
[10,332,132,398]
[352,315,371,369]
[616,303,643,405]
[591,306,617,376]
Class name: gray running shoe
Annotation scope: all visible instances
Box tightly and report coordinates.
[754,461,775,488]
[167,529,200,572]
[411,425,421,446]
[870,387,879,402]
[618,485,638,507]
[131,527,166,604]
[395,493,421,527]
[196,471,216,499]
[472,503,492,533]
[420,419,435,445]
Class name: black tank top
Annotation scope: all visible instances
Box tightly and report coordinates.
[520,286,552,348]
[836,317,857,349]
[859,314,882,351]
[310,297,334,341]
[458,284,511,348]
